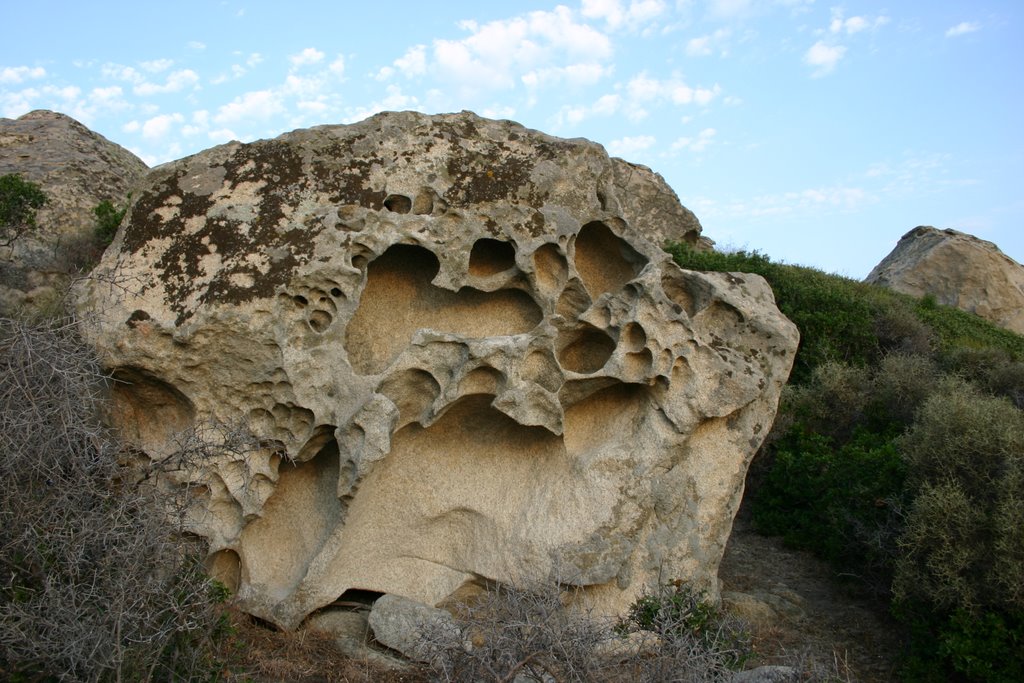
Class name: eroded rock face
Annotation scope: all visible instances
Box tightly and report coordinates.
[866,226,1024,335]
[77,111,798,631]
[0,110,147,311]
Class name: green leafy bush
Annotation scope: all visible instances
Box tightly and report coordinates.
[0,173,47,248]
[895,379,1024,613]
[621,581,753,672]
[92,196,129,247]
[669,243,1024,679]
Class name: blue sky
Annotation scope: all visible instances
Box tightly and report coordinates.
[2,1,1021,278]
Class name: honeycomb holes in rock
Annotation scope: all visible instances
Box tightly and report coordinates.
[344,244,543,375]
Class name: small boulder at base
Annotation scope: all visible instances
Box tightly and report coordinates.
[76,111,798,632]
[866,226,1024,335]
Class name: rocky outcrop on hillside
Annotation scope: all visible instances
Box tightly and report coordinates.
[0,110,147,311]
[76,110,799,633]
[866,226,1024,335]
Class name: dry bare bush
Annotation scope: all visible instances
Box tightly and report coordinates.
[0,315,244,682]
[421,581,609,683]
[416,579,766,683]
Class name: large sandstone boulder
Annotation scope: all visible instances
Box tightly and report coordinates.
[0,110,148,311]
[866,226,1024,335]
[76,111,798,631]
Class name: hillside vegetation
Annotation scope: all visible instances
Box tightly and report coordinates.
[669,243,1024,682]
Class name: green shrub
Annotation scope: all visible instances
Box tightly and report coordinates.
[669,242,1024,680]
[622,582,753,672]
[752,426,905,591]
[0,173,47,248]
[891,379,1024,681]
[92,196,129,247]
[895,379,1024,612]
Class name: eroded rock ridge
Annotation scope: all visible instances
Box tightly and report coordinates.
[77,111,798,630]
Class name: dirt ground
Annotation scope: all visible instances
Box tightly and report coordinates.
[718,511,903,682]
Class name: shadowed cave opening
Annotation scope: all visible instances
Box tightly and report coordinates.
[108,367,196,452]
[469,238,517,277]
[344,244,543,375]
[573,221,648,300]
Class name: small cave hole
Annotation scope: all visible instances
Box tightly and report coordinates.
[623,322,647,352]
[532,243,568,296]
[469,238,517,277]
[412,188,435,215]
[334,588,385,609]
[383,194,412,214]
[557,324,616,374]
[308,310,333,333]
[573,221,647,300]
[352,254,369,270]
[330,287,343,298]
[206,549,241,594]
[125,309,151,328]
[293,295,309,308]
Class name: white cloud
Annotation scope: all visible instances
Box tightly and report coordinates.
[481,105,517,119]
[134,69,199,95]
[394,45,426,77]
[247,53,264,68]
[828,8,889,35]
[705,0,754,20]
[0,66,46,84]
[297,100,329,113]
[581,0,667,30]
[429,6,613,96]
[214,90,285,125]
[377,45,425,80]
[626,72,720,106]
[141,112,184,140]
[554,93,621,127]
[188,41,206,50]
[608,135,656,157]
[329,55,346,76]
[140,58,174,73]
[102,63,144,84]
[804,41,846,76]
[946,21,980,37]
[686,28,731,56]
[522,62,611,88]
[671,127,716,153]
[208,128,236,141]
[289,47,325,68]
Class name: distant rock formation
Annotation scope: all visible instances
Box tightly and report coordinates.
[0,110,147,311]
[77,111,798,631]
[866,226,1024,335]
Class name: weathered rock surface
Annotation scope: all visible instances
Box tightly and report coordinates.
[76,111,798,632]
[866,226,1024,335]
[0,110,147,311]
